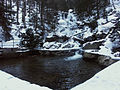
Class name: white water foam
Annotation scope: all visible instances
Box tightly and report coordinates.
[65,51,82,61]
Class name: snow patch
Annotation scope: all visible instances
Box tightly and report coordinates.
[83,26,93,39]
[0,70,51,90]
[97,22,115,34]
[72,61,120,90]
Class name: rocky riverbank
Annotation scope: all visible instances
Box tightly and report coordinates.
[83,50,119,66]
[0,48,81,59]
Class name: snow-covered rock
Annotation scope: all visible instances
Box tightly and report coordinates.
[83,26,93,39]
[97,22,115,34]
[83,39,104,50]
[83,1,120,59]
[43,39,80,50]
[83,50,117,66]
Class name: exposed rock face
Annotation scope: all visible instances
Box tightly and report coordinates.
[110,27,120,53]
[83,40,104,50]
[46,35,69,43]
[97,55,116,66]
[38,49,80,56]
[83,51,97,59]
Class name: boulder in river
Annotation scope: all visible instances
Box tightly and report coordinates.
[83,51,117,66]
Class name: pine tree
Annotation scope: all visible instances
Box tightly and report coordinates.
[20,28,42,50]
[0,1,12,41]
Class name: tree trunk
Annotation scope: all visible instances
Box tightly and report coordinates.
[35,2,38,31]
[96,0,100,19]
[16,0,19,24]
[22,0,26,28]
[112,0,116,9]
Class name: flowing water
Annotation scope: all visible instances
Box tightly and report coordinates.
[0,56,103,90]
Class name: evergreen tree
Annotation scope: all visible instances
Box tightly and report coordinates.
[0,1,12,41]
[20,28,43,50]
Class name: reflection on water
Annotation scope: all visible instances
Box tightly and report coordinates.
[0,56,103,90]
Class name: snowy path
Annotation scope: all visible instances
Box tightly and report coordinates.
[0,70,51,90]
[72,61,120,90]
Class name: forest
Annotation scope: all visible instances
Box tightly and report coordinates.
[0,0,120,57]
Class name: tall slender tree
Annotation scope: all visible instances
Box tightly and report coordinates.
[96,0,100,19]
[16,0,19,24]
[22,0,26,28]
[0,0,12,41]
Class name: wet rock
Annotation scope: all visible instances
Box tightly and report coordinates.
[46,35,69,43]
[38,49,80,56]
[108,27,120,53]
[83,51,117,66]
[114,52,120,57]
[83,40,104,50]
[97,55,116,66]
[83,51,97,59]
[73,37,84,44]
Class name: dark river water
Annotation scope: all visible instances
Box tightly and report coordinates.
[0,55,103,90]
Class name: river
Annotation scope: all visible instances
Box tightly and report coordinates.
[0,55,103,90]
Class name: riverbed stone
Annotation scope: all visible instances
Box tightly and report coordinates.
[97,55,116,66]
[83,51,98,59]
[83,40,104,50]
[83,51,117,66]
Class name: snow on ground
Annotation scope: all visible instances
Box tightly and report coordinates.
[109,0,120,11]
[1,39,20,48]
[72,61,120,90]
[0,70,51,90]
[97,22,115,34]
[83,26,93,39]
[85,49,120,60]
[99,38,113,56]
